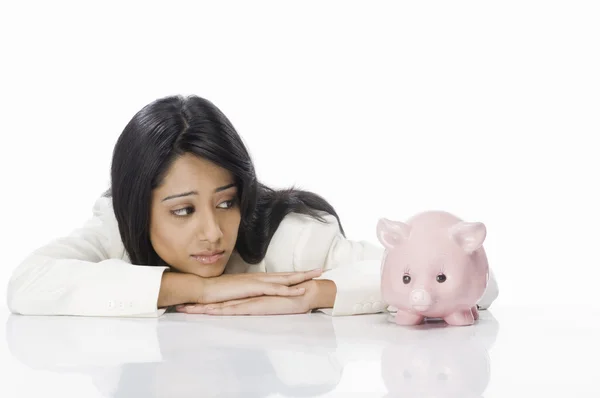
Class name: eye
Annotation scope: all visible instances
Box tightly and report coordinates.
[217,199,237,209]
[436,273,447,283]
[403,274,411,284]
[172,207,194,217]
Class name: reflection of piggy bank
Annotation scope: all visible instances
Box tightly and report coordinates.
[381,311,499,397]
[377,211,489,326]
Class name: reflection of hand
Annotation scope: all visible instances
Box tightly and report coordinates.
[176,279,335,315]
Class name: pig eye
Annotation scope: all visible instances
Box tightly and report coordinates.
[403,275,411,284]
[436,273,447,283]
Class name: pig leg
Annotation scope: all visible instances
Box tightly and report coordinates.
[444,309,475,326]
[394,310,425,325]
[471,306,479,320]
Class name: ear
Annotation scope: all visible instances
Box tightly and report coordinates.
[450,221,487,253]
[376,218,411,250]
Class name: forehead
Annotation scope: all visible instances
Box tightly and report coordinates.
[394,232,463,265]
[160,154,233,188]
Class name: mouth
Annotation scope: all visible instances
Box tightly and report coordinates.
[191,251,225,265]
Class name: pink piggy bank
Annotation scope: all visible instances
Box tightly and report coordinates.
[377,211,489,326]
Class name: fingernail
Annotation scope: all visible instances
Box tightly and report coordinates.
[185,305,196,310]
[297,288,306,292]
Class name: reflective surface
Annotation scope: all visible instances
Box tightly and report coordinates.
[2,305,598,397]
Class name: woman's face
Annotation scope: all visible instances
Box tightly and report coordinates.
[150,153,241,277]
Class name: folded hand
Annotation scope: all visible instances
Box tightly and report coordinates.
[177,280,333,315]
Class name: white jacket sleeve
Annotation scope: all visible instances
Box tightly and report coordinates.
[266,212,499,316]
[6,196,169,317]
[264,212,386,316]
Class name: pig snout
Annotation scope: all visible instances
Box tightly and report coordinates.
[409,289,433,311]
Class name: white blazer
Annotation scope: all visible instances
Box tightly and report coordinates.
[6,196,499,317]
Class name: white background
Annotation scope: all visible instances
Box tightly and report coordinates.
[1,1,599,396]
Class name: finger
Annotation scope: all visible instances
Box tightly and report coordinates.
[284,268,323,285]
[204,300,263,315]
[175,304,210,314]
[260,268,323,286]
[204,296,304,316]
[174,302,233,313]
[251,272,301,276]
[263,283,306,297]
[263,269,323,277]
[206,298,255,309]
[176,298,255,313]
[175,302,243,313]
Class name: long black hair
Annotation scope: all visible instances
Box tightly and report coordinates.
[105,95,344,267]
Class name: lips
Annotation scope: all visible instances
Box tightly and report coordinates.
[191,250,225,265]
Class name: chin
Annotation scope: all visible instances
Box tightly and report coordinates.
[187,261,227,278]
[198,267,226,278]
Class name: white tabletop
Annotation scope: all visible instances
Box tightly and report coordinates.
[0,304,597,397]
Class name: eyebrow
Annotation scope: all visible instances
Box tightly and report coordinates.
[161,183,236,202]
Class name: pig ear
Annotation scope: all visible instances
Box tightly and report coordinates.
[376,218,411,249]
[450,221,487,253]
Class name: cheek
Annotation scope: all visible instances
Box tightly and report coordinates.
[429,270,468,305]
[224,211,242,241]
[152,227,173,249]
[150,219,189,261]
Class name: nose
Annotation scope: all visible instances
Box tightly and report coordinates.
[196,212,224,243]
[410,288,433,308]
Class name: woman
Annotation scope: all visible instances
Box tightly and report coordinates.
[6,95,499,317]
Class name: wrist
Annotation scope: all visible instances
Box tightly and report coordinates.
[158,271,203,308]
[309,279,337,310]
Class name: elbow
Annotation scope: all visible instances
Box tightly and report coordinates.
[6,257,60,315]
[7,292,26,315]
[7,278,65,316]
[7,276,29,315]
[7,270,38,315]
[477,270,499,310]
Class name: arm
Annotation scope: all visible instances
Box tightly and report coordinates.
[7,196,172,317]
[158,272,203,308]
[267,212,499,316]
[264,212,386,316]
[477,268,499,310]
[308,279,337,310]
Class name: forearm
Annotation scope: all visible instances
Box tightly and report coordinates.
[158,272,202,308]
[8,255,168,316]
[314,259,387,316]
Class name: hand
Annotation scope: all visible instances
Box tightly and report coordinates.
[197,268,324,304]
[177,279,337,315]
[178,295,311,316]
